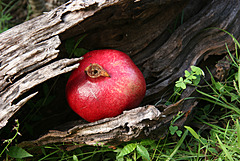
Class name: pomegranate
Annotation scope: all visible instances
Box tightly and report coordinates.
[66,49,146,122]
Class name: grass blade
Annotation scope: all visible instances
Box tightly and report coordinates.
[236,120,240,148]
[235,42,239,62]
[184,126,200,140]
[225,43,238,67]
[215,134,234,161]
[238,65,240,93]
[197,89,240,115]
[165,129,188,161]
[216,28,240,50]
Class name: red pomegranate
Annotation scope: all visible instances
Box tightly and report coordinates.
[66,49,146,122]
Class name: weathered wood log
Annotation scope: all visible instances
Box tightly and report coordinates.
[19,100,187,149]
[0,0,121,129]
[1,0,240,148]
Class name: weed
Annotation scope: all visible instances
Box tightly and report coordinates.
[0,119,33,160]
[169,111,184,137]
[0,119,21,157]
[166,65,204,104]
[177,29,240,160]
[115,140,152,161]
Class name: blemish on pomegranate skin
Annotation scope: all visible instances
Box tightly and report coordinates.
[89,88,97,99]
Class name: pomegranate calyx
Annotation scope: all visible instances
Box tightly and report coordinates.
[85,63,110,78]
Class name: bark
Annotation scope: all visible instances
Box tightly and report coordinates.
[19,100,188,149]
[1,0,240,148]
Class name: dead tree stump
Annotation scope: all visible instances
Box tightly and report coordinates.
[1,0,240,148]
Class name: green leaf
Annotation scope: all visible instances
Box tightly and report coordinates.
[208,147,218,154]
[184,126,200,140]
[192,75,201,85]
[140,139,156,150]
[65,35,87,58]
[184,70,191,77]
[200,138,207,144]
[175,77,186,89]
[136,144,150,161]
[7,146,33,159]
[114,148,122,153]
[42,83,49,97]
[73,155,78,161]
[65,38,75,55]
[73,48,89,57]
[176,82,186,89]
[118,143,137,157]
[171,111,184,124]
[74,34,87,50]
[190,75,197,80]
[191,66,203,75]
[184,79,192,84]
[126,158,133,161]
[176,130,182,137]
[41,147,46,156]
[140,139,155,146]
[197,89,240,115]
[225,43,238,68]
[178,77,184,82]
[169,125,178,135]
[185,70,197,80]
[116,155,124,161]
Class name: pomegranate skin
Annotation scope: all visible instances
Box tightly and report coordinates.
[66,49,146,122]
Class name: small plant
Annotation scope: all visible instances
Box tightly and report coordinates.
[175,66,204,90]
[181,29,240,160]
[169,111,184,137]
[0,119,33,160]
[0,119,20,157]
[197,30,240,116]
[166,65,204,104]
[115,140,154,161]
[156,29,240,161]
[182,116,240,161]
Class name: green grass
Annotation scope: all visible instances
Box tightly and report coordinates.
[0,0,14,33]
[0,0,32,33]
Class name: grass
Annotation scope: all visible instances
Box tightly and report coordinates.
[0,0,32,33]
[0,0,14,33]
